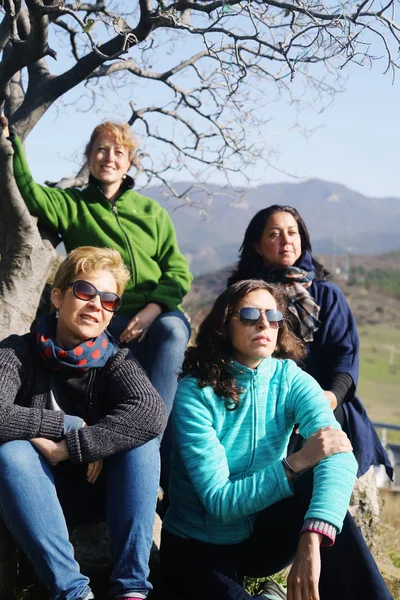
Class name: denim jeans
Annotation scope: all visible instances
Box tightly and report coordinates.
[109,310,191,490]
[0,438,160,600]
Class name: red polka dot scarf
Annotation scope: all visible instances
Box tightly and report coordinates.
[35,315,118,370]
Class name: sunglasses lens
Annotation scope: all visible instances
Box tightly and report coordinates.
[101,293,121,312]
[238,308,284,328]
[265,310,284,328]
[72,280,121,312]
[74,280,96,301]
[239,308,261,325]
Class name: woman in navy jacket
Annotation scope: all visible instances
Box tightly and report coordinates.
[228,205,392,478]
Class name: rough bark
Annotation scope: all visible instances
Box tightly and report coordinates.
[0,135,55,339]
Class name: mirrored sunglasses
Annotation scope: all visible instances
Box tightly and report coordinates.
[66,280,121,312]
[233,307,284,328]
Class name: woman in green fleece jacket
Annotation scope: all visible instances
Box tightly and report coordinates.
[1,117,192,489]
[160,279,392,600]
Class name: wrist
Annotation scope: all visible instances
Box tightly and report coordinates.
[54,440,69,462]
[147,302,163,316]
[285,452,307,474]
[300,530,324,545]
[282,457,301,480]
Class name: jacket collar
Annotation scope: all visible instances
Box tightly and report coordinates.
[87,173,135,200]
[228,357,273,381]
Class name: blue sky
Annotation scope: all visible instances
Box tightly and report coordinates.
[26,53,400,199]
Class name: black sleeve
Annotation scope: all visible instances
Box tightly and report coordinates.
[329,372,354,406]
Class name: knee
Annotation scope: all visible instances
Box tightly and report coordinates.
[109,439,160,467]
[0,441,37,476]
[150,314,190,347]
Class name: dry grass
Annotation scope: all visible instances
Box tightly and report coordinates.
[376,491,400,600]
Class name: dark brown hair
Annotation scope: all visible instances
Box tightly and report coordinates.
[228,205,330,286]
[180,279,306,408]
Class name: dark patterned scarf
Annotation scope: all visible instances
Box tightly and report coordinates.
[35,314,117,370]
[260,252,321,342]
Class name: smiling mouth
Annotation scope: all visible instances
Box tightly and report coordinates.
[81,314,99,324]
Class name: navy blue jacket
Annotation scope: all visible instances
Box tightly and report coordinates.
[295,253,392,478]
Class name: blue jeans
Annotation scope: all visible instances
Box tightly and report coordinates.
[109,310,191,490]
[0,438,160,600]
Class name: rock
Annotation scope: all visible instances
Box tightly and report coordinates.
[0,512,163,599]
[69,513,162,574]
[349,466,382,550]
[0,519,17,598]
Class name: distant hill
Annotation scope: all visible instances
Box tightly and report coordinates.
[144,179,400,275]
[182,252,400,330]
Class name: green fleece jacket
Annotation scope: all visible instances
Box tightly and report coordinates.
[11,135,192,315]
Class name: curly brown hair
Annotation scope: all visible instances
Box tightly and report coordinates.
[180,279,306,408]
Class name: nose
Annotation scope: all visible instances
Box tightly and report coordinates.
[105,148,115,162]
[281,230,291,245]
[87,294,102,310]
[257,312,270,329]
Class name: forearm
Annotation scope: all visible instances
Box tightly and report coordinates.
[328,372,354,406]
[288,531,322,600]
[10,135,69,231]
[0,405,64,444]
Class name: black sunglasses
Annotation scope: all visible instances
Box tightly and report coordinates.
[232,307,284,329]
[66,280,122,312]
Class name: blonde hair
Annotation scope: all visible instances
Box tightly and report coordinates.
[85,121,138,167]
[52,246,131,311]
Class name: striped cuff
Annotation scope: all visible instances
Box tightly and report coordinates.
[301,519,337,547]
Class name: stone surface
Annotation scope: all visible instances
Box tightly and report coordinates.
[0,471,383,598]
[349,466,382,550]
[69,513,162,573]
[0,519,17,599]
[0,511,163,599]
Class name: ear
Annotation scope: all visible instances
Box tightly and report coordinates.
[51,288,63,310]
[253,242,262,256]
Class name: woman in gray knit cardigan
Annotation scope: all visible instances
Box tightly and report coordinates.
[0,246,167,600]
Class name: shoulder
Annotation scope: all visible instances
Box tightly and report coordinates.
[177,375,206,396]
[0,333,35,376]
[176,375,218,407]
[311,280,350,309]
[103,347,145,374]
[0,332,33,355]
[271,358,320,391]
[270,357,298,376]
[120,189,164,214]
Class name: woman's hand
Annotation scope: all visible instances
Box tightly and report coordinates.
[30,438,69,466]
[287,532,322,600]
[287,426,352,474]
[87,459,103,484]
[0,114,10,138]
[120,303,162,344]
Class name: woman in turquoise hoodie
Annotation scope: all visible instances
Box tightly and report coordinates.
[161,280,392,600]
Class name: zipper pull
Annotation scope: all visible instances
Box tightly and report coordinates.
[112,203,117,216]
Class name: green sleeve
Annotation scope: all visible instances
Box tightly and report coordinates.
[11,135,78,234]
[148,207,193,311]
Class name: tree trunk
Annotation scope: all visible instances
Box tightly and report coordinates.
[0,137,55,340]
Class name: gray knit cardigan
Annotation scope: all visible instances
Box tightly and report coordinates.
[0,333,167,464]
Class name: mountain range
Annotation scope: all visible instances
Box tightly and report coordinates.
[145,178,400,275]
